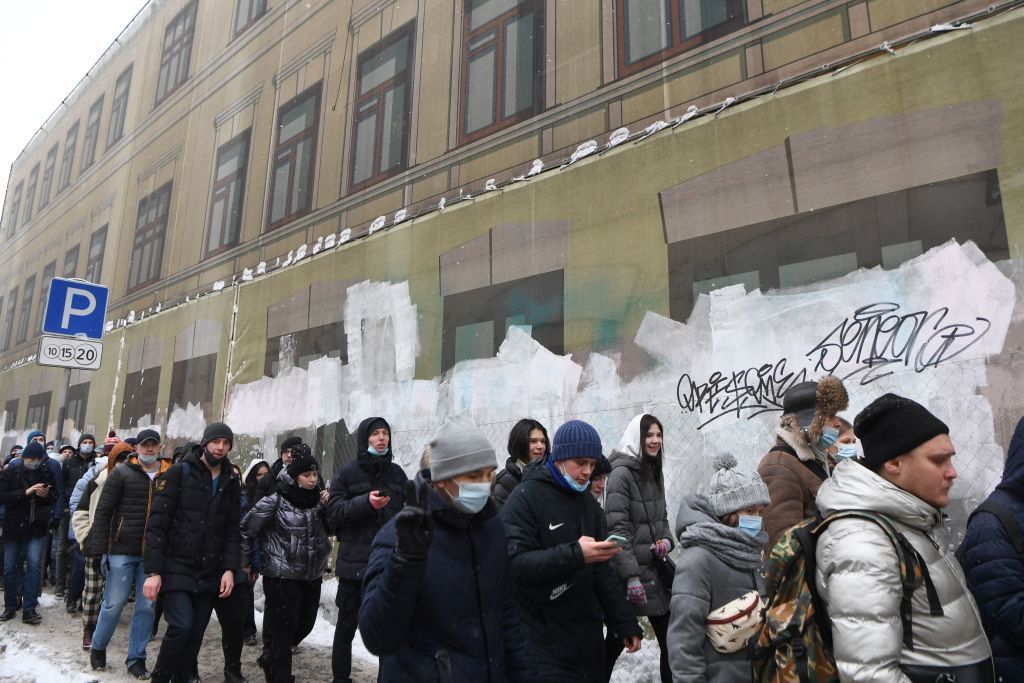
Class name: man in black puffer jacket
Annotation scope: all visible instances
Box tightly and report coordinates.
[327,416,408,683]
[143,422,242,683]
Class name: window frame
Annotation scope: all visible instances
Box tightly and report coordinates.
[266,82,322,230]
[155,0,199,107]
[59,122,79,193]
[233,0,268,38]
[39,144,58,209]
[35,261,56,335]
[127,183,173,293]
[24,392,51,432]
[5,182,22,239]
[3,398,17,431]
[349,22,416,191]
[63,244,80,279]
[85,225,108,283]
[23,164,39,226]
[16,275,36,345]
[206,129,251,257]
[459,0,545,145]
[81,96,104,172]
[615,0,747,78]
[107,65,133,148]
[1,287,17,351]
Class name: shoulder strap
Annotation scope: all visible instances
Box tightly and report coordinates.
[769,443,828,480]
[970,500,1024,559]
[769,443,798,458]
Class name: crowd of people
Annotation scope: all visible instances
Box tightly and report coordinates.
[0,375,1021,683]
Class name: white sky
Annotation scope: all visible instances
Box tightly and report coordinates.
[0,1,149,211]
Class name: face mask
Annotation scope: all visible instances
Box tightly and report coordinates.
[737,514,763,538]
[818,426,839,449]
[559,465,591,493]
[367,445,388,457]
[449,481,490,514]
[835,443,859,461]
[80,444,94,455]
[203,449,226,467]
[46,449,55,456]
[139,453,159,465]
[22,459,42,471]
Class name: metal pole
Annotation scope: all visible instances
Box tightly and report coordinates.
[54,367,72,446]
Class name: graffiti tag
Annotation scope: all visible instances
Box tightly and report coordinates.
[676,359,808,429]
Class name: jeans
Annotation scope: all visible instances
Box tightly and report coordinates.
[264,577,321,682]
[3,536,46,611]
[91,555,155,666]
[152,590,216,680]
[67,542,86,602]
[332,578,363,683]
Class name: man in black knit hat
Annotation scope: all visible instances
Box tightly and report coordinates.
[253,435,303,504]
[143,422,242,683]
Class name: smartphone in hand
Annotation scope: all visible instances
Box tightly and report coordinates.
[605,534,627,546]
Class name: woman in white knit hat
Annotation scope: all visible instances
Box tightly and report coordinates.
[667,453,771,682]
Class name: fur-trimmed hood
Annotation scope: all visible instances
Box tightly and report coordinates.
[775,416,818,463]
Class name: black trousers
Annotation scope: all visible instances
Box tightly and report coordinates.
[331,578,362,683]
[214,581,249,672]
[152,590,216,681]
[604,612,671,683]
[263,577,321,683]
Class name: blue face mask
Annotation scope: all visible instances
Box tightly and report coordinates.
[835,443,859,461]
[367,445,388,457]
[450,481,490,514]
[559,466,591,493]
[818,426,839,449]
[737,514,763,537]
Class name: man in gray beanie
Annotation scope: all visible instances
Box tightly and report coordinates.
[359,415,535,681]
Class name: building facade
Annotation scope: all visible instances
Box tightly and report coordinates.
[1,0,1022,518]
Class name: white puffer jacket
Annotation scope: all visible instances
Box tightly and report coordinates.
[814,460,991,681]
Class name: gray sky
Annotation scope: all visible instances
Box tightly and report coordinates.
[0,1,149,211]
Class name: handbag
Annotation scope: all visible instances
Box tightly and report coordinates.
[704,589,763,653]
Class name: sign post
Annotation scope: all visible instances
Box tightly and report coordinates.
[38,278,109,445]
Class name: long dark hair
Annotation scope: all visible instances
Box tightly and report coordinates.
[639,414,664,491]
[507,418,549,462]
[244,461,270,502]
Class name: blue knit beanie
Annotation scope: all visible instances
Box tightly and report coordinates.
[551,420,603,461]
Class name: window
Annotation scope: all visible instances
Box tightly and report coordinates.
[206,130,250,255]
[25,392,51,431]
[120,368,160,428]
[81,96,104,172]
[67,383,90,429]
[268,83,320,228]
[63,245,80,278]
[460,0,544,143]
[169,353,217,415]
[107,65,133,147]
[264,323,346,376]
[16,276,35,344]
[616,0,746,77]
[39,144,58,209]
[23,165,39,225]
[85,225,108,283]
[35,261,56,334]
[5,182,21,238]
[59,123,79,192]
[3,399,17,431]
[128,183,172,291]
[350,25,414,189]
[234,0,268,37]
[155,1,198,105]
[1,287,16,351]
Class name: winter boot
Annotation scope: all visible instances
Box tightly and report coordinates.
[0,608,16,622]
[21,609,41,625]
[82,627,94,651]
[126,661,150,680]
[90,648,106,671]
[224,665,248,683]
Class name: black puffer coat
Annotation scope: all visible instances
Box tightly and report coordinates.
[327,417,408,581]
[87,457,172,557]
[0,461,57,541]
[490,457,524,508]
[241,472,332,581]
[62,452,94,508]
[143,446,242,594]
[501,457,642,679]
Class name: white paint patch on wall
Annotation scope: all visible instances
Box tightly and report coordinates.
[166,402,207,441]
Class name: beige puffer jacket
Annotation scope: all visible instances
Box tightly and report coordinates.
[71,466,110,548]
[814,460,991,681]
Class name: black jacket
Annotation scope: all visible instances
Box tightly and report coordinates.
[360,470,535,682]
[490,457,524,508]
[326,417,408,581]
[500,457,642,679]
[0,462,58,541]
[253,458,285,505]
[87,457,171,557]
[143,446,242,594]
[62,452,94,509]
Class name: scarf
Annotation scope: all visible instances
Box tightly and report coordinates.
[277,478,320,509]
[678,494,765,571]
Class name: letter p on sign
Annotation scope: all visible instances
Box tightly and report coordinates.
[62,289,97,328]
[42,278,109,340]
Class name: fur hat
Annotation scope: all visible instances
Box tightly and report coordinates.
[781,376,849,446]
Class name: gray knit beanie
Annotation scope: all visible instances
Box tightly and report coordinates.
[704,454,770,517]
[429,415,498,481]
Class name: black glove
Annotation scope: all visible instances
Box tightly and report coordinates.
[393,481,433,562]
[48,517,61,531]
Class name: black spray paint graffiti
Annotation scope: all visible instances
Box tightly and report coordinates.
[677,302,990,429]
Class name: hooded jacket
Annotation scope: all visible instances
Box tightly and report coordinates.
[360,470,534,682]
[959,416,1024,682]
[86,455,172,557]
[667,495,764,683]
[143,445,242,594]
[61,447,95,508]
[605,414,674,617]
[757,415,829,549]
[241,471,333,581]
[815,460,992,681]
[500,455,642,679]
[0,459,58,540]
[327,416,408,581]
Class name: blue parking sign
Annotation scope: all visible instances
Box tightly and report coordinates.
[42,278,109,340]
